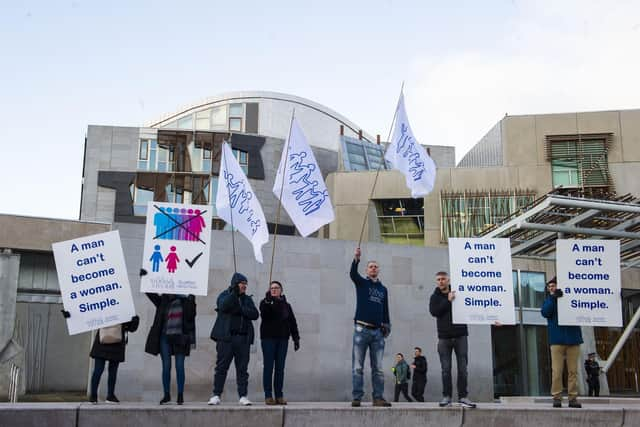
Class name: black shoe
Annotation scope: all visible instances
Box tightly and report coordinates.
[89,395,98,404]
[553,399,562,408]
[160,394,171,405]
[105,395,120,404]
[177,393,184,405]
[351,399,361,407]
[568,399,582,408]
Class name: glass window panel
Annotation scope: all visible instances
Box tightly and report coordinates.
[149,148,157,170]
[229,103,243,116]
[203,148,211,159]
[229,118,242,131]
[162,120,177,128]
[158,148,168,162]
[212,106,227,126]
[139,140,148,160]
[394,217,421,233]
[137,160,148,170]
[202,159,211,172]
[512,271,520,307]
[521,271,546,308]
[210,176,218,217]
[379,218,395,233]
[157,162,167,172]
[133,187,153,215]
[177,115,193,129]
[240,151,248,164]
[150,140,157,149]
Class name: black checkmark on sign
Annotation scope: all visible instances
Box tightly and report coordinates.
[185,252,203,268]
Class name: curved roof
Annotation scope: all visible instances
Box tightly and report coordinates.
[144,90,375,143]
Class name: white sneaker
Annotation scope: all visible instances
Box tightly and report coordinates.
[239,396,252,406]
[208,395,221,405]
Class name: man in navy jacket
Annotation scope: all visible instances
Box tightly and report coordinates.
[349,247,392,407]
[541,276,583,408]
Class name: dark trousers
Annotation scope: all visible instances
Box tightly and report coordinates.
[90,358,119,398]
[394,383,412,402]
[437,336,468,399]
[213,335,251,397]
[588,379,600,397]
[261,338,288,398]
[411,378,426,402]
[160,333,186,395]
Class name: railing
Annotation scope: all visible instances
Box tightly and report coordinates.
[8,364,19,403]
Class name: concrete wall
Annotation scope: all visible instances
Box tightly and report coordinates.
[0,215,110,252]
[112,222,494,403]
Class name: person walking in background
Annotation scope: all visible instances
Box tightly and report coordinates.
[392,353,413,402]
[411,347,427,402]
[62,310,139,404]
[541,276,583,408]
[143,268,197,406]
[349,247,392,407]
[209,272,259,406]
[585,352,601,397]
[259,280,300,405]
[429,271,476,408]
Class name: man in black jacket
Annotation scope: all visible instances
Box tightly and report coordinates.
[410,347,427,402]
[209,272,259,406]
[429,271,476,408]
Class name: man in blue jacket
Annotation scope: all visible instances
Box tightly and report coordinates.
[208,272,259,406]
[541,276,583,408]
[350,247,392,407]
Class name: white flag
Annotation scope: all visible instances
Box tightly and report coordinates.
[273,118,335,237]
[384,92,437,197]
[216,142,269,263]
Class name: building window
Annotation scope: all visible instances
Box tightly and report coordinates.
[130,173,210,215]
[341,136,389,171]
[234,149,248,174]
[229,103,244,132]
[514,270,546,309]
[195,109,211,130]
[546,134,612,196]
[138,139,174,172]
[211,106,227,130]
[440,190,536,242]
[375,199,424,246]
[177,114,193,130]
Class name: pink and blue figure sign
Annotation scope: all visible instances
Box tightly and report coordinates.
[140,202,212,296]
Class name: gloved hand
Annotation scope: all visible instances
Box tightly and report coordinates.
[554,289,564,298]
[232,283,240,296]
[61,310,71,318]
[131,315,140,323]
[294,340,300,352]
[140,268,148,277]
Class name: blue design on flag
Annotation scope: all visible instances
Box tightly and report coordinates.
[273,117,335,237]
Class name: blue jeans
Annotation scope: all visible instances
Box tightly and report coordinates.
[352,325,385,400]
[160,333,186,395]
[261,338,288,398]
[90,358,119,398]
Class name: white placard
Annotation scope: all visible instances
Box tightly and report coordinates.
[449,238,516,325]
[140,202,212,296]
[556,239,621,327]
[52,230,136,335]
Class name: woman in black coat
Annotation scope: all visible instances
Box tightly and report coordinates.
[89,315,140,403]
[259,280,300,405]
[145,293,196,405]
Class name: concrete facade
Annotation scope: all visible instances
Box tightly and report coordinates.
[112,222,493,403]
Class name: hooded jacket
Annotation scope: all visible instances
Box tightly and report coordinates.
[429,287,468,339]
[541,293,583,345]
[210,273,259,344]
[259,290,300,342]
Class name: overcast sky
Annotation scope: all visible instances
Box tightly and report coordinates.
[2,0,639,219]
